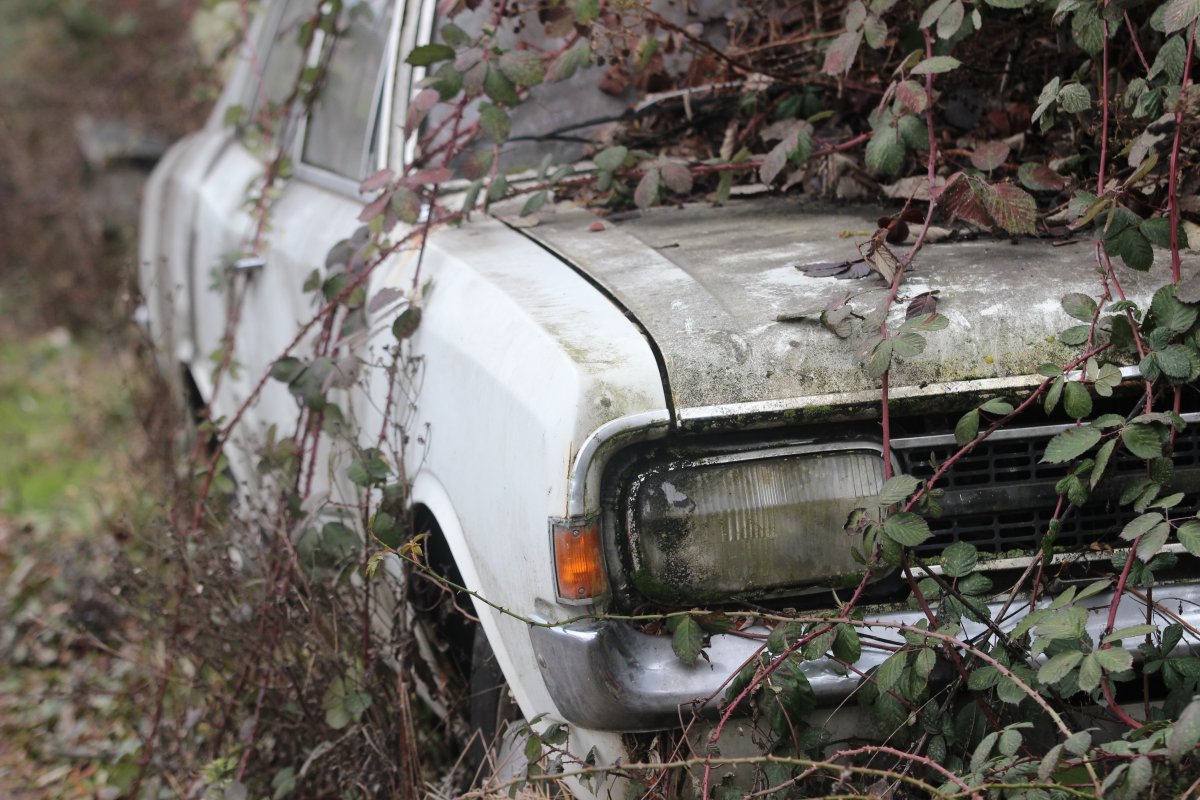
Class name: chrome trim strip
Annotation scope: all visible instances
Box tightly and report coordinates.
[891,410,1200,451]
[566,410,671,517]
[530,581,1200,730]
[676,367,1149,428]
[676,374,1050,427]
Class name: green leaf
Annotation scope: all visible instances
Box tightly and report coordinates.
[1178,520,1200,556]
[392,306,421,341]
[1095,647,1133,673]
[882,512,931,546]
[634,169,661,209]
[1091,438,1117,489]
[1038,605,1087,641]
[833,623,861,663]
[483,65,520,106]
[875,650,907,692]
[892,330,926,357]
[1121,512,1165,541]
[865,126,904,176]
[593,145,628,173]
[803,626,837,660]
[520,190,549,218]
[1039,651,1084,685]
[980,398,1014,415]
[1064,730,1092,756]
[406,43,455,66]
[1170,696,1200,761]
[866,338,894,378]
[942,542,978,578]
[1062,293,1098,322]
[911,55,961,74]
[1122,424,1163,460]
[440,22,471,47]
[1042,426,1101,463]
[1141,216,1175,249]
[878,474,921,506]
[1136,521,1171,561]
[1062,381,1092,419]
[954,409,980,445]
[1114,228,1154,271]
[478,102,511,142]
[1077,652,1102,691]
[1103,624,1156,644]
[498,49,544,87]
[1152,284,1199,333]
[1058,82,1091,113]
[1163,0,1200,32]
[270,356,305,384]
[671,616,704,666]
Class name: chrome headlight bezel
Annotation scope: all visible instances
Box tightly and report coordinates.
[602,435,892,606]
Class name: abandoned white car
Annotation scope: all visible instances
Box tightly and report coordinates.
[140,0,1200,795]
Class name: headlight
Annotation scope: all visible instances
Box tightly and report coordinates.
[622,443,886,603]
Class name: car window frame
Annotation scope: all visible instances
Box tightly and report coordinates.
[290,0,405,197]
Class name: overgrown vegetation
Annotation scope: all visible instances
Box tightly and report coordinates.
[5,0,1200,797]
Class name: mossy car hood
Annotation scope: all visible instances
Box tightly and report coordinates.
[522,198,1185,417]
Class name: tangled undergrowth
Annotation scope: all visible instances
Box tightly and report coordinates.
[6,0,1200,798]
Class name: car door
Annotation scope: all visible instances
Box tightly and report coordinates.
[188,0,403,483]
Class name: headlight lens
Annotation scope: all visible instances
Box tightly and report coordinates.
[624,444,885,603]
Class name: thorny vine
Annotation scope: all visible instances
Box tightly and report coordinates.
[127,0,1200,798]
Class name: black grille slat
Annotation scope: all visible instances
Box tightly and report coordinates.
[896,421,1200,557]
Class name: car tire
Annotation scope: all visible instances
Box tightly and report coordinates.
[467,626,527,787]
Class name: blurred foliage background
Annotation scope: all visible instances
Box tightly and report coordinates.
[0,1,215,795]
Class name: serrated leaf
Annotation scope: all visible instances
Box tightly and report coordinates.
[671,616,704,666]
[1018,162,1067,193]
[833,624,861,663]
[1121,512,1165,541]
[1062,381,1092,419]
[954,409,979,445]
[406,43,455,66]
[882,512,931,546]
[892,330,926,357]
[1170,696,1200,761]
[483,65,520,106]
[478,102,511,142]
[1058,82,1091,113]
[1103,624,1156,644]
[865,125,904,176]
[1064,730,1092,756]
[498,49,544,87]
[866,338,894,378]
[1095,647,1134,673]
[1152,284,1199,332]
[971,731,999,771]
[878,474,921,505]
[1163,0,1200,32]
[1122,424,1163,460]
[1091,438,1117,488]
[1136,521,1171,561]
[803,626,837,660]
[634,169,661,209]
[593,145,628,173]
[520,190,549,218]
[970,140,1010,171]
[1042,426,1101,463]
[822,31,863,75]
[942,541,978,577]
[896,80,927,113]
[1077,652,1102,691]
[1062,293,1098,322]
[1039,651,1084,685]
[549,43,591,82]
[983,182,1037,235]
[911,55,961,74]
[875,650,907,692]
[392,306,421,340]
[1178,520,1200,556]
[1039,743,1064,781]
[938,0,965,38]
[659,162,693,195]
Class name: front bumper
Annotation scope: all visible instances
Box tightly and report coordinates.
[530,582,1200,731]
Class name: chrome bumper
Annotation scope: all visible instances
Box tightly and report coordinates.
[529,583,1200,731]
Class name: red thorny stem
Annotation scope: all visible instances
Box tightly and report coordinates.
[700,570,876,798]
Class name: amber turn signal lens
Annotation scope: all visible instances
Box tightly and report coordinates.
[552,521,607,602]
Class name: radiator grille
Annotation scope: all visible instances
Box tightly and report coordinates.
[894,417,1200,558]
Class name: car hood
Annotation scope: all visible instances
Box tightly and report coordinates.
[522,198,1182,421]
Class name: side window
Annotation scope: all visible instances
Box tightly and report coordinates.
[301,0,392,180]
[246,0,319,121]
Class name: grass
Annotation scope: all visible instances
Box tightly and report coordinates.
[0,310,159,798]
